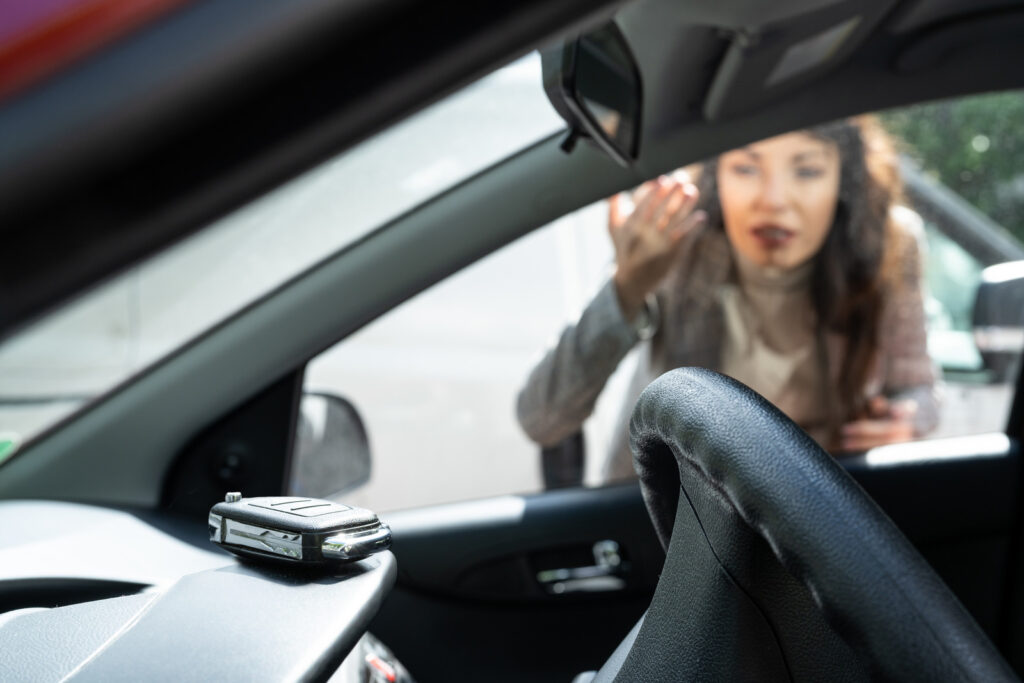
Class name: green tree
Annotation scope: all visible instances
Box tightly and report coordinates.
[881,92,1024,243]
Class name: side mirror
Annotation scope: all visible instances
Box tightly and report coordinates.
[289,392,371,498]
[541,21,643,167]
[972,261,1024,383]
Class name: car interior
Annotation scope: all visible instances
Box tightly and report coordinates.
[3,0,1024,680]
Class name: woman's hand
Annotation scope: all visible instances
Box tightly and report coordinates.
[839,396,917,452]
[609,173,706,320]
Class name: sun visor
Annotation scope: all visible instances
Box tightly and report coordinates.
[702,0,897,121]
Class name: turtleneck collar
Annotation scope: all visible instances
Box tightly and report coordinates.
[732,248,815,293]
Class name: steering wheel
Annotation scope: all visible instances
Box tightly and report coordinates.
[591,368,1017,682]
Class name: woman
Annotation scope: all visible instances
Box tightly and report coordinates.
[517,116,939,481]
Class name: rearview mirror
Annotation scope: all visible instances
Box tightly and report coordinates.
[973,261,1024,383]
[289,392,371,498]
[542,21,642,167]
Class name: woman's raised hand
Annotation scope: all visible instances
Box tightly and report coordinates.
[609,173,706,320]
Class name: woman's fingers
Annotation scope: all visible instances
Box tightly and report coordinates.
[630,178,658,206]
[839,396,919,451]
[635,178,697,233]
[889,399,918,420]
[842,418,900,438]
[665,182,699,230]
[636,177,675,223]
[609,180,656,235]
[670,168,693,186]
[839,416,914,451]
[611,174,699,237]
[608,194,624,232]
[651,185,686,230]
[669,208,706,242]
[867,395,890,418]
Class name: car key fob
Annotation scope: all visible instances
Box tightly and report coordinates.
[209,492,391,567]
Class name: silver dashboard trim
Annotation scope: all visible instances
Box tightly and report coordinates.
[857,432,1012,468]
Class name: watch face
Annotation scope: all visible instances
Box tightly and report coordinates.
[634,294,660,341]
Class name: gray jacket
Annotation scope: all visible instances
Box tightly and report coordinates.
[516,221,940,482]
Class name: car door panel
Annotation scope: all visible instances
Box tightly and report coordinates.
[843,434,1020,640]
[372,435,1023,682]
[372,483,662,683]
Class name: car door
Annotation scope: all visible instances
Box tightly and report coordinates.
[293,93,1024,682]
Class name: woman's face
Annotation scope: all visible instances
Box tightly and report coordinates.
[717,132,841,271]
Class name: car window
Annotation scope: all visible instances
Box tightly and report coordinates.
[884,93,1024,438]
[303,90,1024,512]
[299,201,643,511]
[0,54,563,462]
[921,221,984,373]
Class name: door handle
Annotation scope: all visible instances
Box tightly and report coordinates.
[535,540,628,594]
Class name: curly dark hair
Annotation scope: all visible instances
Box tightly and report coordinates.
[695,116,903,434]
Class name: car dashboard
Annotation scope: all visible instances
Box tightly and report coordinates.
[0,500,403,681]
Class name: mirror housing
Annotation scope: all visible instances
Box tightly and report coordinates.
[290,392,371,498]
[542,21,642,167]
[973,261,1024,383]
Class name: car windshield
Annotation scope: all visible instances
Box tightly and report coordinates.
[0,53,563,462]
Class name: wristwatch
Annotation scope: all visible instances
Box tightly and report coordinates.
[632,293,660,341]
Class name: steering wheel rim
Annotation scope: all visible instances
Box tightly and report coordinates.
[595,368,1016,682]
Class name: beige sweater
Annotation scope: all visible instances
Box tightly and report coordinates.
[719,254,834,445]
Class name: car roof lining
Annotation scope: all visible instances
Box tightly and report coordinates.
[887,0,1024,34]
[625,1,1024,138]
